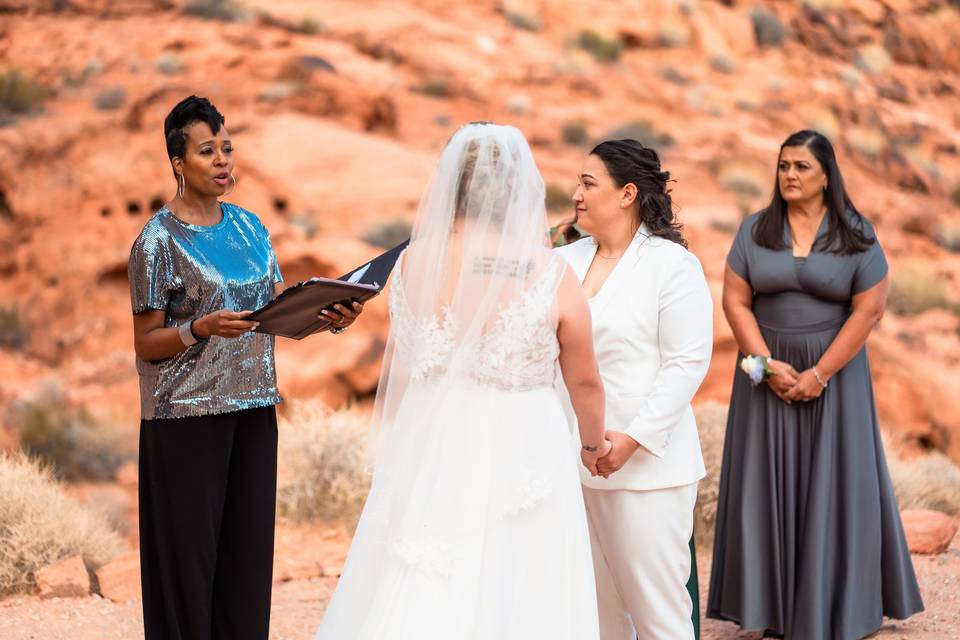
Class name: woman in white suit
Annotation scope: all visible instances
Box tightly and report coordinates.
[556,140,713,640]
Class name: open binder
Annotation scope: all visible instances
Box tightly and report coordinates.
[249,239,409,339]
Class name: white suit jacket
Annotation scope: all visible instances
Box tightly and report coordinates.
[555,227,712,491]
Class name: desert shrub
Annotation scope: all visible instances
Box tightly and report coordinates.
[561,121,588,146]
[362,218,412,250]
[299,16,325,35]
[505,10,540,32]
[951,184,960,208]
[604,120,675,151]
[577,30,623,63]
[276,402,371,529]
[93,87,126,111]
[0,69,45,120]
[716,161,769,198]
[0,453,122,594]
[418,77,451,98]
[935,221,960,253]
[182,0,245,21]
[545,182,572,212]
[0,304,27,350]
[749,7,787,47]
[693,402,727,547]
[884,439,960,516]
[888,262,958,316]
[7,384,131,481]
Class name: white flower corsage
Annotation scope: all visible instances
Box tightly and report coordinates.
[740,354,775,386]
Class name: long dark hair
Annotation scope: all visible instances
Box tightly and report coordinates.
[754,130,874,254]
[587,139,686,247]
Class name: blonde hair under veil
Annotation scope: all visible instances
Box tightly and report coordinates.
[365,122,557,470]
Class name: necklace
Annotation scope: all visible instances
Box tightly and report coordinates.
[595,248,627,260]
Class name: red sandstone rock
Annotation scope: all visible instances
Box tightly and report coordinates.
[35,556,90,599]
[901,509,960,555]
[95,550,141,603]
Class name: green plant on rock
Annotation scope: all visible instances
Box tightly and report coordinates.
[577,30,623,63]
[0,304,27,350]
[604,120,675,151]
[561,121,589,146]
[182,0,245,21]
[545,182,573,213]
[362,218,412,250]
[0,69,46,122]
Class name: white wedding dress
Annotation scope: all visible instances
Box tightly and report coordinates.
[315,254,599,640]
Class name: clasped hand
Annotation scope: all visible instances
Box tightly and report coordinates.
[766,358,826,404]
[581,431,640,479]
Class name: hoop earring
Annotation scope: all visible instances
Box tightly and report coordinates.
[177,173,185,198]
[224,173,237,197]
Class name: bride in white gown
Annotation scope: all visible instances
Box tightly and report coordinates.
[315,123,610,640]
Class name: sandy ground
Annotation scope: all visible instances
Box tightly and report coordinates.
[1,536,957,640]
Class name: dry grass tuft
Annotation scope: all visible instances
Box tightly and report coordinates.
[276,402,372,530]
[7,383,132,481]
[693,402,728,547]
[361,218,412,250]
[885,442,960,516]
[0,453,123,595]
[888,261,958,316]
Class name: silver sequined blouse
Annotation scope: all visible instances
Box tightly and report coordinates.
[128,203,283,420]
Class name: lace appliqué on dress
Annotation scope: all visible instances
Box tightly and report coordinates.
[389,257,563,391]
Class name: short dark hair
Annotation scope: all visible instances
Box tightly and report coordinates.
[163,95,225,161]
[753,129,874,255]
[590,139,686,247]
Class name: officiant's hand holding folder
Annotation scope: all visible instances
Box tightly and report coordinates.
[249,239,409,340]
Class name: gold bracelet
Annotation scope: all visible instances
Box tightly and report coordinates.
[812,365,828,389]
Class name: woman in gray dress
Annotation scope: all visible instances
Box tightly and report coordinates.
[706,130,923,639]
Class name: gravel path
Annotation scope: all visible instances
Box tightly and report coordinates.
[1,542,957,639]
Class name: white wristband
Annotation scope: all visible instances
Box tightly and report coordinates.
[178,321,198,347]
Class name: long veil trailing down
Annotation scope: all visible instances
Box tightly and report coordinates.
[366,122,556,468]
[316,123,599,640]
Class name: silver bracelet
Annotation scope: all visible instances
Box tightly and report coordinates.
[178,321,198,347]
[812,365,828,389]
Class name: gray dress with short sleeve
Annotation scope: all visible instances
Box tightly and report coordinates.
[707,211,923,639]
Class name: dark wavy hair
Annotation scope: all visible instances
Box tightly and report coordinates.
[753,130,874,255]
[163,95,225,174]
[566,139,686,247]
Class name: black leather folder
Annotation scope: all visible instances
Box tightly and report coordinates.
[249,239,409,340]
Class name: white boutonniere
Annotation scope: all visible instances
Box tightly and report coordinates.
[740,354,775,386]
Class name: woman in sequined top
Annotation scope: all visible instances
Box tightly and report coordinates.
[127,95,360,640]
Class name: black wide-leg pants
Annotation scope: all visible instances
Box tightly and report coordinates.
[139,405,278,640]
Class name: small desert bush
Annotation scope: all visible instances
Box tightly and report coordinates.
[561,121,588,146]
[277,402,371,529]
[604,120,675,151]
[505,10,540,32]
[693,402,727,547]
[951,184,960,208]
[93,87,126,111]
[0,304,27,350]
[888,262,958,316]
[182,0,246,21]
[884,438,960,516]
[0,453,122,594]
[749,7,787,48]
[418,77,451,98]
[577,30,623,63]
[7,384,131,481]
[935,221,960,253]
[0,69,45,120]
[362,218,412,250]
[545,182,572,212]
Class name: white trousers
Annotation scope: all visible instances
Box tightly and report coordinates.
[582,483,697,640]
